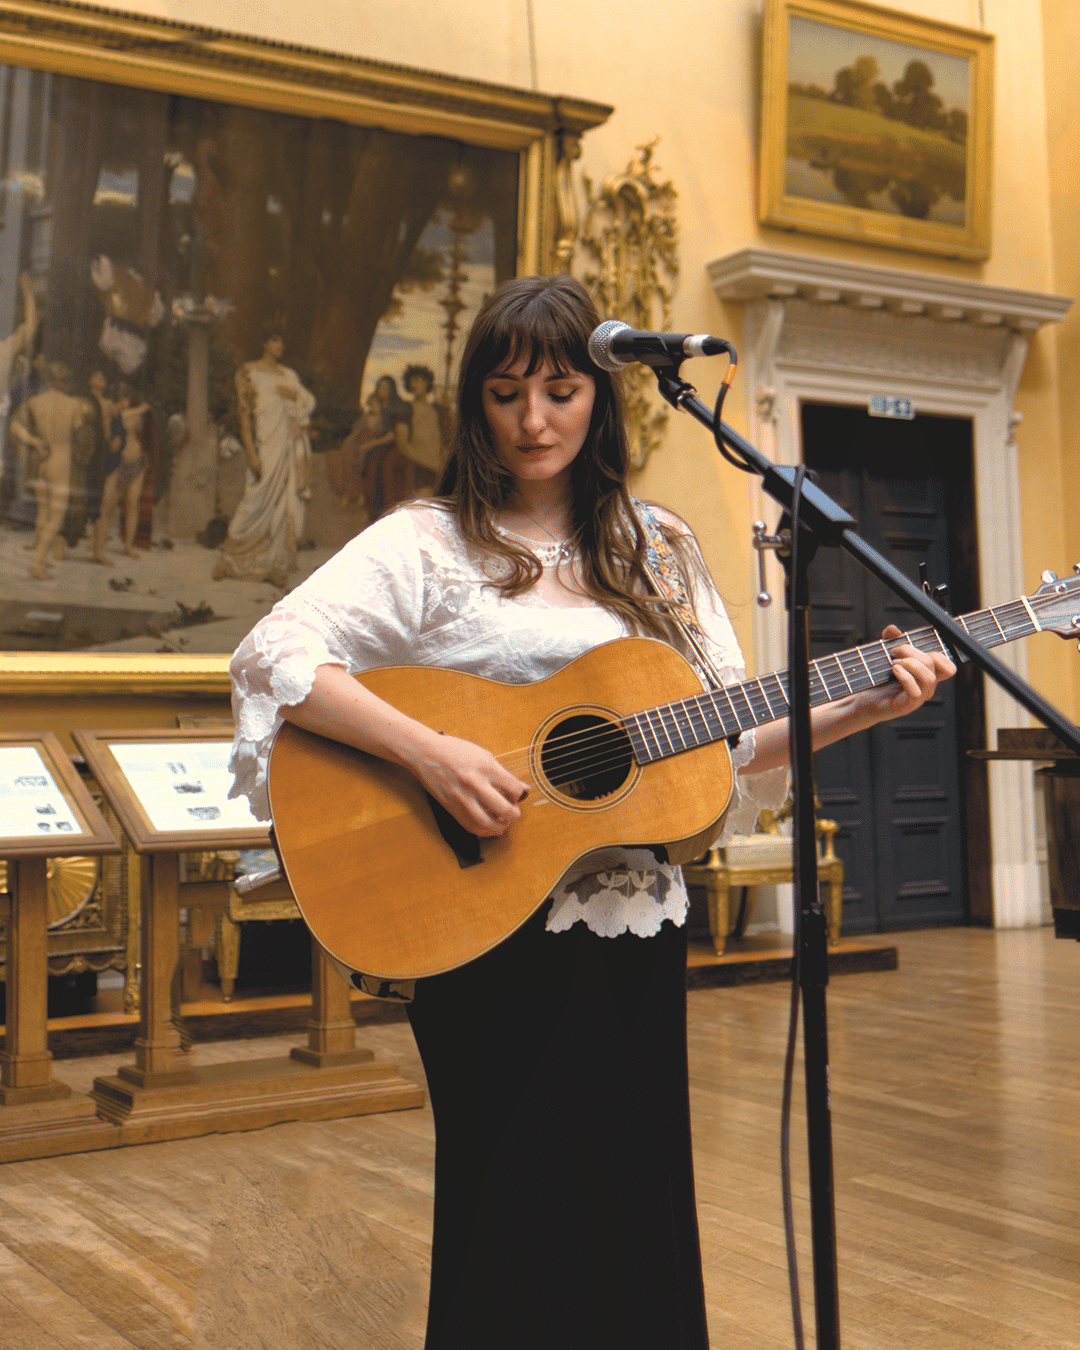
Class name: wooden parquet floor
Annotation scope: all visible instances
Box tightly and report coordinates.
[0,926,1078,1349]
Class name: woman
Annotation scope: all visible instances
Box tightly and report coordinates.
[213,330,316,587]
[227,276,953,1348]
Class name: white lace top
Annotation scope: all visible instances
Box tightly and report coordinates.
[228,500,785,942]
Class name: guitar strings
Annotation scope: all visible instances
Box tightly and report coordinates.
[471,623,964,785]
[446,604,1049,804]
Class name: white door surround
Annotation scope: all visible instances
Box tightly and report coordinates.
[708,248,1072,929]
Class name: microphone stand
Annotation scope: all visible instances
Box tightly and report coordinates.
[646,362,1080,1350]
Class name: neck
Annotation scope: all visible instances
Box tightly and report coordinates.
[501,474,574,538]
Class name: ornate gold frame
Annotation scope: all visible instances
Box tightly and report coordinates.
[759,0,994,261]
[0,0,611,697]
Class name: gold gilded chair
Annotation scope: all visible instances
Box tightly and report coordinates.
[177,848,302,1002]
[172,716,303,1003]
[683,802,844,956]
[216,874,301,1002]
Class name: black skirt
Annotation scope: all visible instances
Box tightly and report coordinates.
[406,906,710,1350]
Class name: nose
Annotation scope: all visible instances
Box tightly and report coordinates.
[521,388,547,437]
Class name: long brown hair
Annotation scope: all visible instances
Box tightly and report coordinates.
[436,275,693,642]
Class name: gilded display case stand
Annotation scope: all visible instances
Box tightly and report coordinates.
[67,729,423,1150]
[0,732,118,1106]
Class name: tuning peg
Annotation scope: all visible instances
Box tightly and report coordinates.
[1073,563,1079,575]
[1041,569,1059,584]
[919,562,949,606]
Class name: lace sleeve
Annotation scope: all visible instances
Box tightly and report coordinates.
[656,508,789,842]
[227,508,423,819]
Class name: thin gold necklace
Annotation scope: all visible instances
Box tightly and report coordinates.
[496,517,577,568]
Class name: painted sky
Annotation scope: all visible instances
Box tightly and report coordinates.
[788,14,970,114]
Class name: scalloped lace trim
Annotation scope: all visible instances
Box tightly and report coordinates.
[546,849,689,938]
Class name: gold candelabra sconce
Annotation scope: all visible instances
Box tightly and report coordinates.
[578,140,679,471]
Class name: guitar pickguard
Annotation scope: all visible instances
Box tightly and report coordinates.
[424,792,484,869]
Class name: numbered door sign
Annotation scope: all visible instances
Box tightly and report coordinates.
[869,395,915,420]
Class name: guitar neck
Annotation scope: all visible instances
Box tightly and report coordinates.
[622,595,1041,765]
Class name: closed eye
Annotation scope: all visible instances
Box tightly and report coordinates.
[487,387,577,405]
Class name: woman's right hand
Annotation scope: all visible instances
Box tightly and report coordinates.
[280,664,530,840]
[405,732,529,838]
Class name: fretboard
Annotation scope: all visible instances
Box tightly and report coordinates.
[621,596,1041,765]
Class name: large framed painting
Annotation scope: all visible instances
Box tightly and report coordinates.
[0,0,609,696]
[759,0,993,260]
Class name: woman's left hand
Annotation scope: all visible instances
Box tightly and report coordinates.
[745,624,958,775]
[865,623,956,720]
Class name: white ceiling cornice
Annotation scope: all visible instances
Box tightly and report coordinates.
[708,247,1073,333]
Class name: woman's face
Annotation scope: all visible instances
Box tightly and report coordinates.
[481,353,595,490]
[375,377,393,404]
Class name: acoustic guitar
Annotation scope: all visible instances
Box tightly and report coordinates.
[267,570,1080,981]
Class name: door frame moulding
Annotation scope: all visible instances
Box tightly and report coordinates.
[708,247,1073,929]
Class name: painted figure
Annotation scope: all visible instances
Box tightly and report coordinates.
[0,273,40,527]
[399,362,443,493]
[358,373,413,522]
[91,382,151,565]
[213,331,316,587]
[9,362,84,579]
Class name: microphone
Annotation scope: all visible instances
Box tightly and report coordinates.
[587,319,733,373]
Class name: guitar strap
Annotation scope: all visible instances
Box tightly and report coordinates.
[629,497,728,693]
[629,498,736,868]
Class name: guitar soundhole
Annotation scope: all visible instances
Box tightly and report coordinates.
[540,714,634,802]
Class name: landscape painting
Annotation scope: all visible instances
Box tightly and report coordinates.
[760,0,993,259]
[0,61,518,656]
[786,14,969,225]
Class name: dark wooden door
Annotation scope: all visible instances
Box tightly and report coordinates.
[801,402,983,933]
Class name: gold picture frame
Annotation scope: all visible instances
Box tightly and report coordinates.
[759,0,993,260]
[0,0,611,698]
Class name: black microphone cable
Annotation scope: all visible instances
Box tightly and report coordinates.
[710,347,755,475]
[709,361,807,1346]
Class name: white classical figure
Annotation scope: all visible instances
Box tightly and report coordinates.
[213,330,315,587]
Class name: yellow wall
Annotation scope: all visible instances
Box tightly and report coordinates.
[55,0,1078,716]
[1041,0,1080,720]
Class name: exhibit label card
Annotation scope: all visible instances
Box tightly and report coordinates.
[109,741,263,834]
[0,745,85,838]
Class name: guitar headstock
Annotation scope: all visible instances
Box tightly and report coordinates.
[1030,566,1080,639]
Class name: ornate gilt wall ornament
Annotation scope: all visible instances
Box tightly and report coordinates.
[579,141,679,471]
